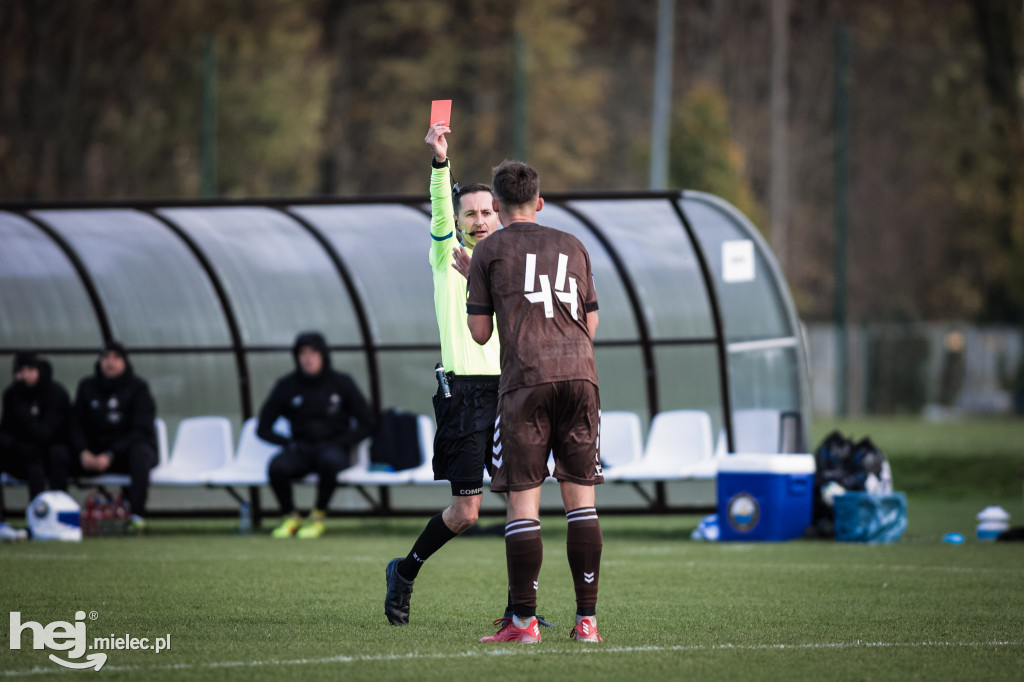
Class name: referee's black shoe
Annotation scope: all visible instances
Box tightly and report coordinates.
[385,558,414,625]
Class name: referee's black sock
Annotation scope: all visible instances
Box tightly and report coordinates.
[398,512,457,581]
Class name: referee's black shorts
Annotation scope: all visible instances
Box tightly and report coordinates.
[432,374,499,495]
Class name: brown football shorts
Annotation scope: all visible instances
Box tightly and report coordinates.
[489,379,603,492]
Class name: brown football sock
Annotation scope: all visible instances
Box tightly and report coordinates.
[566,507,602,616]
[505,518,542,618]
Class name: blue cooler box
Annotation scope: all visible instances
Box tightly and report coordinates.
[716,454,815,542]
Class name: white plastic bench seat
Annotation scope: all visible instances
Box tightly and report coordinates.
[155,417,169,466]
[151,416,233,485]
[604,409,715,481]
[205,417,282,486]
[732,408,783,454]
[75,473,133,486]
[599,411,644,470]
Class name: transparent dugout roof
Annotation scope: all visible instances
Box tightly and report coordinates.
[567,200,715,340]
[32,209,231,348]
[158,207,361,347]
[680,195,792,341]
[534,203,639,342]
[0,212,103,349]
[1,192,811,452]
[287,205,438,346]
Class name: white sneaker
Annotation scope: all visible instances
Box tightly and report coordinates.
[0,523,28,542]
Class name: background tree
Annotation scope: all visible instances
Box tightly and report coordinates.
[1,0,1021,325]
[667,83,764,228]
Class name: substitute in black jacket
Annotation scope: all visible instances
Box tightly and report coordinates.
[260,331,375,539]
[0,353,71,533]
[51,341,158,532]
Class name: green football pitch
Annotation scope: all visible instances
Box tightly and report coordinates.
[2,417,1022,681]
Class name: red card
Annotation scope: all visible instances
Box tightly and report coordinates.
[430,99,452,127]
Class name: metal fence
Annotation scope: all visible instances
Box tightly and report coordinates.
[806,323,1024,417]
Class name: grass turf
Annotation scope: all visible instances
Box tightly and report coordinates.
[1,417,1022,681]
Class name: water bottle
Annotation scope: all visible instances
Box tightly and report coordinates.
[99,497,114,536]
[83,494,96,537]
[238,501,252,535]
[114,495,129,535]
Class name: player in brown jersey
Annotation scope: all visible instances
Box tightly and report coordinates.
[467,160,604,644]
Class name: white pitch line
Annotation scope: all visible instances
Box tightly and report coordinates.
[2,640,1021,678]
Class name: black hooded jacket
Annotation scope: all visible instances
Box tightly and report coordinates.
[256,332,375,449]
[0,357,71,447]
[70,354,157,458]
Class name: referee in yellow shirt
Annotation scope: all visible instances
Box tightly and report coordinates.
[384,122,501,625]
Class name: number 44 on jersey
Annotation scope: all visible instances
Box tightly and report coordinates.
[523,253,578,320]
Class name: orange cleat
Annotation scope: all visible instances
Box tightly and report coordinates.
[569,617,603,642]
[480,617,541,643]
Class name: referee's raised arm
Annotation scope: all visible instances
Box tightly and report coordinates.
[426,122,457,271]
